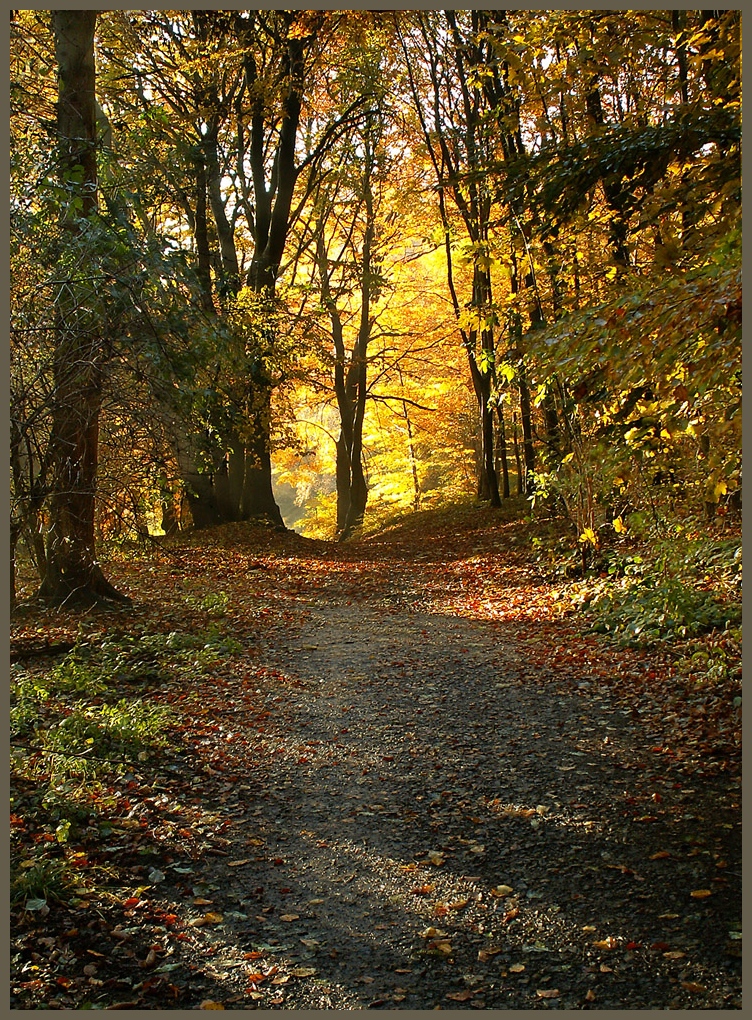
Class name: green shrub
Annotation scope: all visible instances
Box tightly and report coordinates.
[585,575,740,646]
[42,698,172,778]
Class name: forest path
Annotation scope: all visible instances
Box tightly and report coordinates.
[10,510,741,1009]
[167,532,741,1011]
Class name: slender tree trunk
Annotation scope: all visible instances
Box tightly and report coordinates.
[512,411,523,496]
[38,10,127,606]
[495,403,510,499]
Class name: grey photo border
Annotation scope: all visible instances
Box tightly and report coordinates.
[5,3,744,1016]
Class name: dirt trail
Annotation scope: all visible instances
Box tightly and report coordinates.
[169,555,741,1010]
[11,517,741,1009]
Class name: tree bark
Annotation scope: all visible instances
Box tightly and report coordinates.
[38,10,128,606]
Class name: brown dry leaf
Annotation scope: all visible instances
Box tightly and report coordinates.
[663,950,686,960]
[139,949,157,970]
[271,976,290,986]
[203,912,224,925]
[429,940,453,955]
[690,889,712,899]
[681,981,707,993]
[448,897,469,910]
[585,989,596,1002]
[536,988,560,999]
[199,1003,225,1010]
[290,967,317,978]
[279,913,300,922]
[411,884,434,896]
[193,897,213,906]
[246,838,264,846]
[509,964,525,974]
[478,946,503,962]
[419,926,448,939]
[227,860,251,868]
[599,963,612,973]
[188,917,207,927]
[649,851,672,860]
[83,963,98,977]
[446,990,474,1001]
[427,851,446,866]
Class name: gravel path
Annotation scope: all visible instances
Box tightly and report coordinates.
[179,579,741,1010]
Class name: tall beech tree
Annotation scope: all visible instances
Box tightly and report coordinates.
[37,10,127,604]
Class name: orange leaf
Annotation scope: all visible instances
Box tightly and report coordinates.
[536,989,560,999]
[592,937,618,950]
[681,981,707,993]
[690,889,712,899]
[446,990,474,1001]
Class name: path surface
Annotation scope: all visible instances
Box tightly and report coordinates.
[164,551,741,1010]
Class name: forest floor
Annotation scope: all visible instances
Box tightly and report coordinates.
[10,500,742,1010]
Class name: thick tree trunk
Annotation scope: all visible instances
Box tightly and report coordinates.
[38,11,127,606]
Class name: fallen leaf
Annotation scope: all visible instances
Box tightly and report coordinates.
[490,885,514,897]
[593,937,618,950]
[193,898,214,906]
[690,889,712,899]
[279,913,300,922]
[585,989,596,1002]
[446,990,474,1001]
[227,860,251,868]
[509,964,525,974]
[290,967,317,978]
[419,927,448,939]
[203,912,224,924]
[649,851,672,860]
[426,851,445,866]
[536,988,560,999]
[663,951,686,959]
[199,1002,225,1010]
[478,946,503,962]
[411,884,434,896]
[140,950,157,969]
[681,981,707,993]
[271,975,290,986]
[448,897,469,910]
[428,940,453,955]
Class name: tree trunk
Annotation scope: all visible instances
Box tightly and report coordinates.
[38,11,127,606]
[495,403,511,499]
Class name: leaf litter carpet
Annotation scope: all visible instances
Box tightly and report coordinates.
[11,517,741,1009]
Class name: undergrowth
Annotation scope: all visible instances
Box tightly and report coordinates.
[10,617,242,914]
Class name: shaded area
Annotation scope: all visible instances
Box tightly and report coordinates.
[10,512,741,1009]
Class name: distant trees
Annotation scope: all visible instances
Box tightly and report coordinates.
[10,9,741,598]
